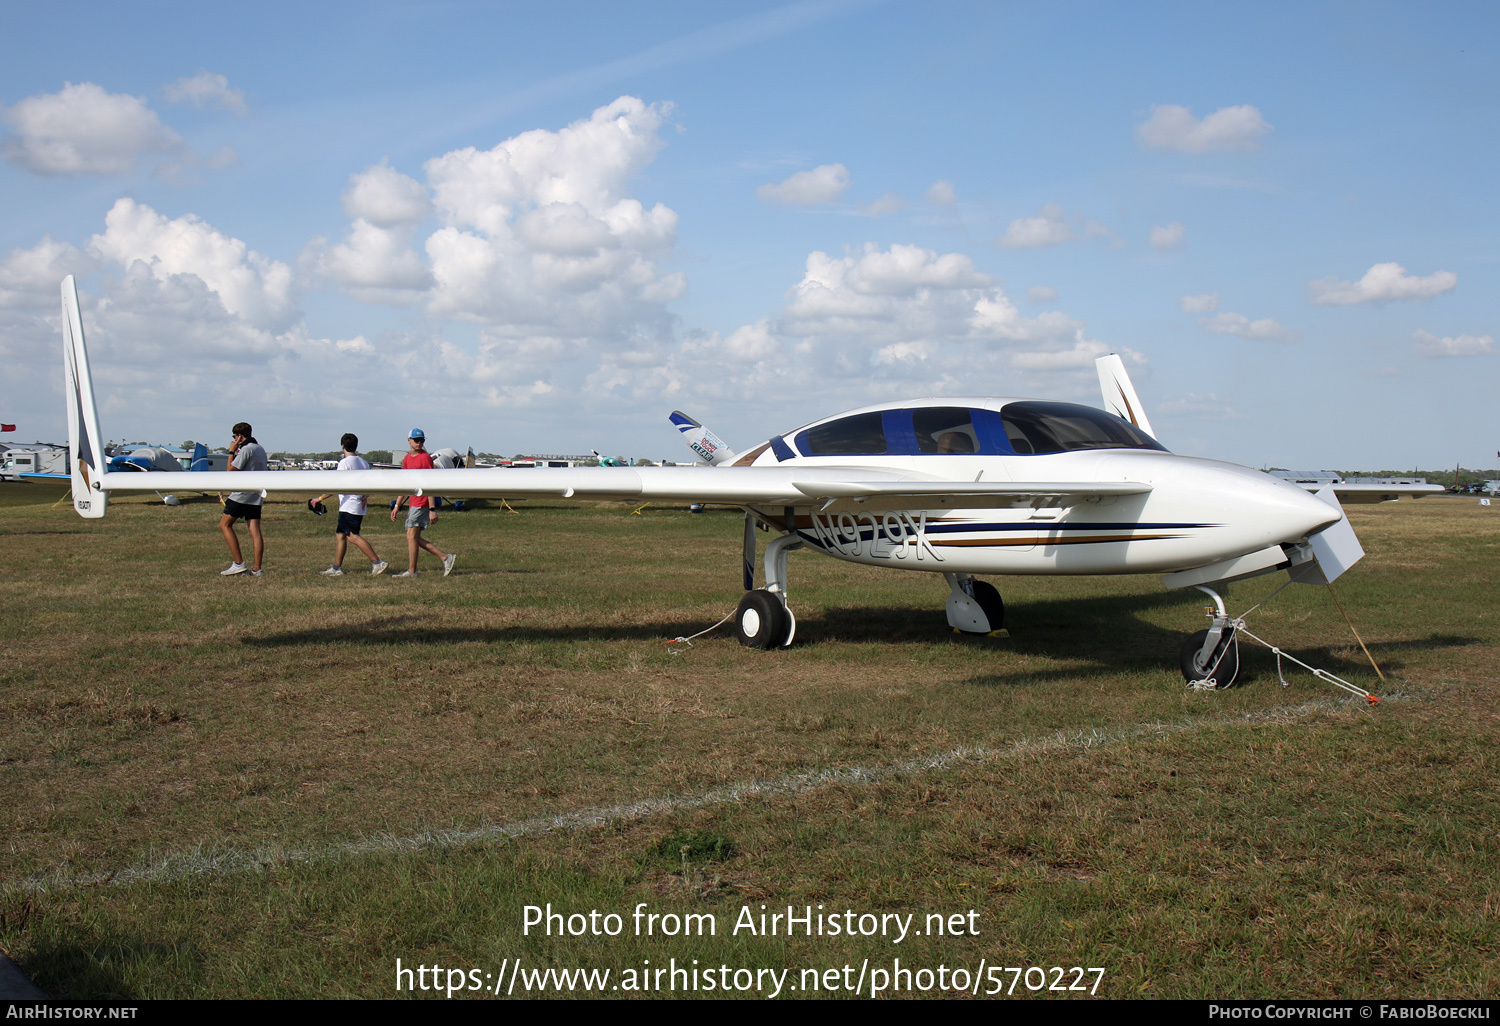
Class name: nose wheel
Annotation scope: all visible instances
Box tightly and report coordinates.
[1181,585,1241,688]
[1180,627,1240,686]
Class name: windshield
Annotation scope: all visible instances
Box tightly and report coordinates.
[1000,401,1167,454]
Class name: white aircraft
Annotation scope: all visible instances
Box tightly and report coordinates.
[59,276,1439,683]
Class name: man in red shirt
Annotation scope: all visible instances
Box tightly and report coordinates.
[390,428,456,577]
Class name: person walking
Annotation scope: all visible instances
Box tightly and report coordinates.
[311,432,388,576]
[390,428,456,577]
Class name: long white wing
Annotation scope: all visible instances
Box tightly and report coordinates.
[99,466,1152,510]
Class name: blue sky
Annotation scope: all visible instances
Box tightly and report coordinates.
[1,0,1494,468]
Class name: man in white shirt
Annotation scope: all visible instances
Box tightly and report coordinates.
[311,433,389,576]
[220,421,267,576]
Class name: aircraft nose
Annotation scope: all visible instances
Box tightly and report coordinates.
[1260,473,1343,540]
[1182,462,1345,548]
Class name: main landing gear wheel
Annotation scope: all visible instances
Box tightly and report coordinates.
[970,581,1004,633]
[944,573,1004,634]
[736,589,790,650]
[1180,628,1240,687]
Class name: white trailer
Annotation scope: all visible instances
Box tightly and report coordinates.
[0,446,67,481]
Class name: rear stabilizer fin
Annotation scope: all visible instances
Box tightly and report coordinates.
[62,276,108,518]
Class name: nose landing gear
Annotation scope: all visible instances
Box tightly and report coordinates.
[1181,585,1241,688]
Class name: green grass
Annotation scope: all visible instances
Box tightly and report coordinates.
[1,485,1497,998]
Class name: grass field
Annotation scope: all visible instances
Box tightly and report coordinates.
[1,482,1497,999]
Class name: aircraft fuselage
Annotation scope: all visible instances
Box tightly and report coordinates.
[746,449,1339,577]
[736,395,1342,579]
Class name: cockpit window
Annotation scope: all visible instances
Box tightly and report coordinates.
[1000,401,1167,454]
[913,407,979,453]
[799,412,888,455]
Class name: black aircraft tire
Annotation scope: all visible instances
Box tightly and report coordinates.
[1179,629,1241,686]
[736,590,788,650]
[970,580,1005,633]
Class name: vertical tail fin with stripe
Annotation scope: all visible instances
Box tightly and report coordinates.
[669,410,738,466]
[1095,353,1158,443]
[62,276,108,518]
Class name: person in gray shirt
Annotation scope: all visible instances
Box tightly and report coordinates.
[219,421,268,576]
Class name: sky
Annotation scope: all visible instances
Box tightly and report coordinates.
[0,0,1495,468]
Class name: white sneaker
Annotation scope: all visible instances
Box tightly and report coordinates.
[249,569,264,577]
[321,566,344,576]
[371,560,388,576]
[221,562,248,576]
[442,553,457,577]
[394,570,418,578]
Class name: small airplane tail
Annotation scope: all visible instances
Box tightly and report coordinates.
[669,410,738,466]
[61,276,108,518]
[1096,354,1157,442]
[189,441,210,471]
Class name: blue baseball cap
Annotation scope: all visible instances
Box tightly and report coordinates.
[408,428,425,439]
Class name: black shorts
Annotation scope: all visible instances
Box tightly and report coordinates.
[223,498,262,520]
[336,512,363,536]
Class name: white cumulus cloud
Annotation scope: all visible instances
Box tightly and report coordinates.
[0,237,95,309]
[303,219,434,297]
[163,71,248,115]
[925,180,956,205]
[89,198,296,329]
[756,163,849,205]
[586,240,1117,431]
[860,192,905,217]
[1,100,704,445]
[1412,330,1494,357]
[1137,104,1271,154]
[721,320,781,363]
[1010,338,1114,371]
[1180,293,1219,313]
[419,96,685,338]
[304,163,434,300]
[343,162,432,226]
[1150,222,1186,250]
[780,243,1093,375]
[1198,311,1298,341]
[1308,262,1457,305]
[997,204,1073,249]
[1,82,181,175]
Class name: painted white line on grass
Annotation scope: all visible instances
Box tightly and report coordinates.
[11,697,1366,894]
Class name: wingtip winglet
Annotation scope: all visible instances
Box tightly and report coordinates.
[1096,353,1158,443]
[62,276,108,519]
